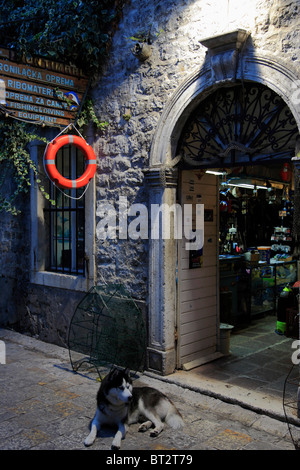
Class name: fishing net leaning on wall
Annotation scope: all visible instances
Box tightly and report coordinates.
[283,364,300,450]
[68,284,147,379]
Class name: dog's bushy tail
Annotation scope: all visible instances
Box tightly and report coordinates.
[165,404,184,429]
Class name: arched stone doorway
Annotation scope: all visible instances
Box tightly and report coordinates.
[176,80,298,369]
[145,34,300,375]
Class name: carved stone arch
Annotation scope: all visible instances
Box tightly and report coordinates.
[150,51,300,168]
[146,44,300,375]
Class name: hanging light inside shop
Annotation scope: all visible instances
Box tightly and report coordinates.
[206,170,227,176]
[226,181,268,190]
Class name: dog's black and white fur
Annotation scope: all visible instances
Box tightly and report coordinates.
[84,367,183,450]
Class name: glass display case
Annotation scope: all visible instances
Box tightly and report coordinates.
[219,255,249,324]
[248,260,297,316]
[220,256,297,325]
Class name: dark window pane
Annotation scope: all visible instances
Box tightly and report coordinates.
[45,144,85,275]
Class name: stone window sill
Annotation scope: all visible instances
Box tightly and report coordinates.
[31,271,92,292]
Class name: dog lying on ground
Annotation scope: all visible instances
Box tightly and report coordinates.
[84,367,184,450]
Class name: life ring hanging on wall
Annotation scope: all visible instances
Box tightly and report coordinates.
[43,134,97,189]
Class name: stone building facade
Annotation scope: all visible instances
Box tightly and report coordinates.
[1,0,300,375]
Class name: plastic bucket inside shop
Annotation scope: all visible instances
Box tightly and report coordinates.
[276,321,286,335]
[258,246,271,263]
[219,323,234,355]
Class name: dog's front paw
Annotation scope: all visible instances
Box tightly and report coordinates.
[138,423,149,432]
[111,444,120,451]
[84,424,97,447]
[150,427,163,437]
[84,436,95,447]
[138,420,152,432]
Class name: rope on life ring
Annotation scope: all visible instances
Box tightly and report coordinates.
[43,134,97,189]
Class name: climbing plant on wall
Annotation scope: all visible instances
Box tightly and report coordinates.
[0,119,52,215]
[0,0,127,75]
[0,0,127,214]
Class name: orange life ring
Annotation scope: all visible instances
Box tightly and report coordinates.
[44,134,97,189]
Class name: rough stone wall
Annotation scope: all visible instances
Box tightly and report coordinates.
[0,190,85,347]
[24,284,84,346]
[92,0,300,298]
[262,0,300,59]
[1,0,300,348]
[0,202,29,327]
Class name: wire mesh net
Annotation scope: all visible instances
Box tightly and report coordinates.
[68,284,146,379]
[283,364,300,450]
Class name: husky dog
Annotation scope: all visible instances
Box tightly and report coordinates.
[84,367,183,450]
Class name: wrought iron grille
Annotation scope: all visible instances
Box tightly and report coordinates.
[177,82,299,168]
[44,145,85,275]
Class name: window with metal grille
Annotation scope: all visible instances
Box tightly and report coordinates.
[44,144,85,275]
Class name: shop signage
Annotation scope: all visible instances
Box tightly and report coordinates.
[0,46,88,127]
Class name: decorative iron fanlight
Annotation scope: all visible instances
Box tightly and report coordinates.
[177,82,299,168]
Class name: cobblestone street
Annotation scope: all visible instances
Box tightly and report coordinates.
[0,329,298,453]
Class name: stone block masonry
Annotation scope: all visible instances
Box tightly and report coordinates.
[0,205,30,327]
[1,0,300,355]
[91,0,300,296]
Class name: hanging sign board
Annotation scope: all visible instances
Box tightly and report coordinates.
[0,46,88,127]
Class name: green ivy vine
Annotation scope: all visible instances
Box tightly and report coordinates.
[0,0,127,215]
[76,98,109,131]
[0,118,53,215]
[0,0,127,76]
[0,99,109,215]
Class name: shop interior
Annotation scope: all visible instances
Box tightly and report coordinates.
[211,162,299,343]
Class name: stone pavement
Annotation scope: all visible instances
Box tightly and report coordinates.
[0,328,299,452]
[162,315,300,425]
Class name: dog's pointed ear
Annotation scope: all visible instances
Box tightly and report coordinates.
[109,367,118,378]
[124,367,131,378]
